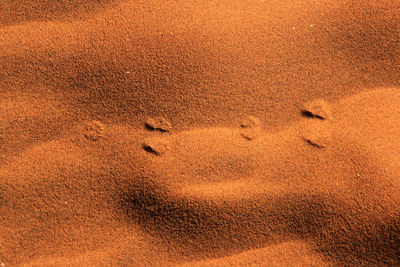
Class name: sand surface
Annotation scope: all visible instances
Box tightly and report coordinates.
[1,0,400,266]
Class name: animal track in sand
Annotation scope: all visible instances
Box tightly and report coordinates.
[84,120,104,141]
[240,115,261,140]
[300,99,332,148]
[145,117,172,132]
[302,99,332,120]
[300,120,331,149]
[142,137,170,156]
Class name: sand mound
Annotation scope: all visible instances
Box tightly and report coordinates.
[1,0,400,266]
[1,89,399,266]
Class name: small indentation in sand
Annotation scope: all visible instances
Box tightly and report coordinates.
[300,120,331,149]
[302,99,332,120]
[306,139,326,148]
[84,120,104,141]
[142,137,170,156]
[240,116,262,140]
[240,116,261,128]
[145,117,172,132]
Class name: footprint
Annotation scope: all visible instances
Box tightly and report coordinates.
[302,99,332,120]
[300,99,332,148]
[240,115,261,140]
[300,120,331,149]
[142,137,170,156]
[84,120,104,141]
[145,117,172,132]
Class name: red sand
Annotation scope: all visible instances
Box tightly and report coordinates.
[1,0,399,266]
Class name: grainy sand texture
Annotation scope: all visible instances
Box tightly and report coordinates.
[1,0,400,266]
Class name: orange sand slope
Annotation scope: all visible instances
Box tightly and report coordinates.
[1,88,400,266]
[1,0,400,266]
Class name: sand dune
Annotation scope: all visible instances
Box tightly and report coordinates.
[1,0,400,266]
[1,88,399,266]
